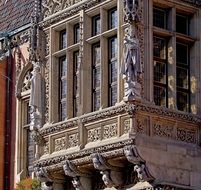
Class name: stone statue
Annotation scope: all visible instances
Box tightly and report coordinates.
[29,61,42,130]
[121,28,141,83]
[29,61,42,112]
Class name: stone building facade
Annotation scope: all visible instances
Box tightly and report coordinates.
[13,0,201,190]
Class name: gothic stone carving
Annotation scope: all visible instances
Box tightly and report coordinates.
[91,153,124,188]
[124,145,154,182]
[122,0,143,101]
[63,160,92,190]
[54,136,66,152]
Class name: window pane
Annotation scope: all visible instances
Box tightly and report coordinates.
[176,43,188,65]
[153,37,166,59]
[176,14,188,35]
[92,15,101,36]
[93,66,101,88]
[60,101,67,121]
[74,24,80,44]
[109,85,117,106]
[60,57,67,77]
[93,90,100,111]
[177,91,189,112]
[154,85,166,106]
[154,61,166,84]
[153,8,166,29]
[110,37,117,59]
[93,45,101,65]
[176,67,188,89]
[60,30,67,49]
[109,8,117,29]
[60,79,67,99]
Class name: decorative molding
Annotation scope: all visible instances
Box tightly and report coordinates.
[123,119,131,134]
[153,123,174,139]
[41,0,104,28]
[176,127,196,144]
[35,139,135,168]
[40,102,201,136]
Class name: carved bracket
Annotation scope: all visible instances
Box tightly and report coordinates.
[63,160,92,190]
[124,145,154,182]
[91,153,124,188]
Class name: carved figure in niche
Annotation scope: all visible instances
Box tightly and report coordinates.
[29,62,42,112]
[121,26,142,101]
[29,61,42,130]
[134,164,146,181]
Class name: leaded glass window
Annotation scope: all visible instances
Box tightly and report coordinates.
[92,15,101,36]
[73,51,79,117]
[59,56,67,120]
[176,43,190,112]
[108,7,117,29]
[60,30,67,49]
[153,36,168,106]
[74,23,80,44]
[108,37,117,106]
[153,7,167,29]
[92,44,101,111]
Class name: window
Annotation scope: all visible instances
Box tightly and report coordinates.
[108,36,117,106]
[60,30,67,49]
[59,56,67,120]
[153,36,168,107]
[153,7,167,29]
[176,14,189,35]
[74,23,80,44]
[176,43,190,112]
[108,7,117,29]
[73,51,79,117]
[92,15,101,36]
[92,43,101,111]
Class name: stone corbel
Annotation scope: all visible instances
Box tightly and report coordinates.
[124,145,154,182]
[34,166,53,190]
[91,153,124,189]
[63,160,92,190]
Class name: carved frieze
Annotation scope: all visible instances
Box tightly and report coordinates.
[43,140,49,155]
[123,119,131,134]
[54,136,66,152]
[68,133,79,148]
[87,128,101,143]
[21,70,32,92]
[153,123,174,139]
[176,127,196,144]
[103,123,117,139]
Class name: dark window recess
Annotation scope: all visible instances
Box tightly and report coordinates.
[92,15,101,36]
[74,23,80,44]
[153,36,167,60]
[153,7,167,29]
[59,56,67,120]
[60,30,67,49]
[92,44,101,111]
[176,14,189,35]
[108,37,117,106]
[73,51,79,117]
[154,85,167,107]
[176,43,190,112]
[108,7,117,29]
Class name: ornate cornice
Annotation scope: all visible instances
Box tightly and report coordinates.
[41,0,104,28]
[40,102,201,136]
[35,139,135,168]
[180,0,201,7]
